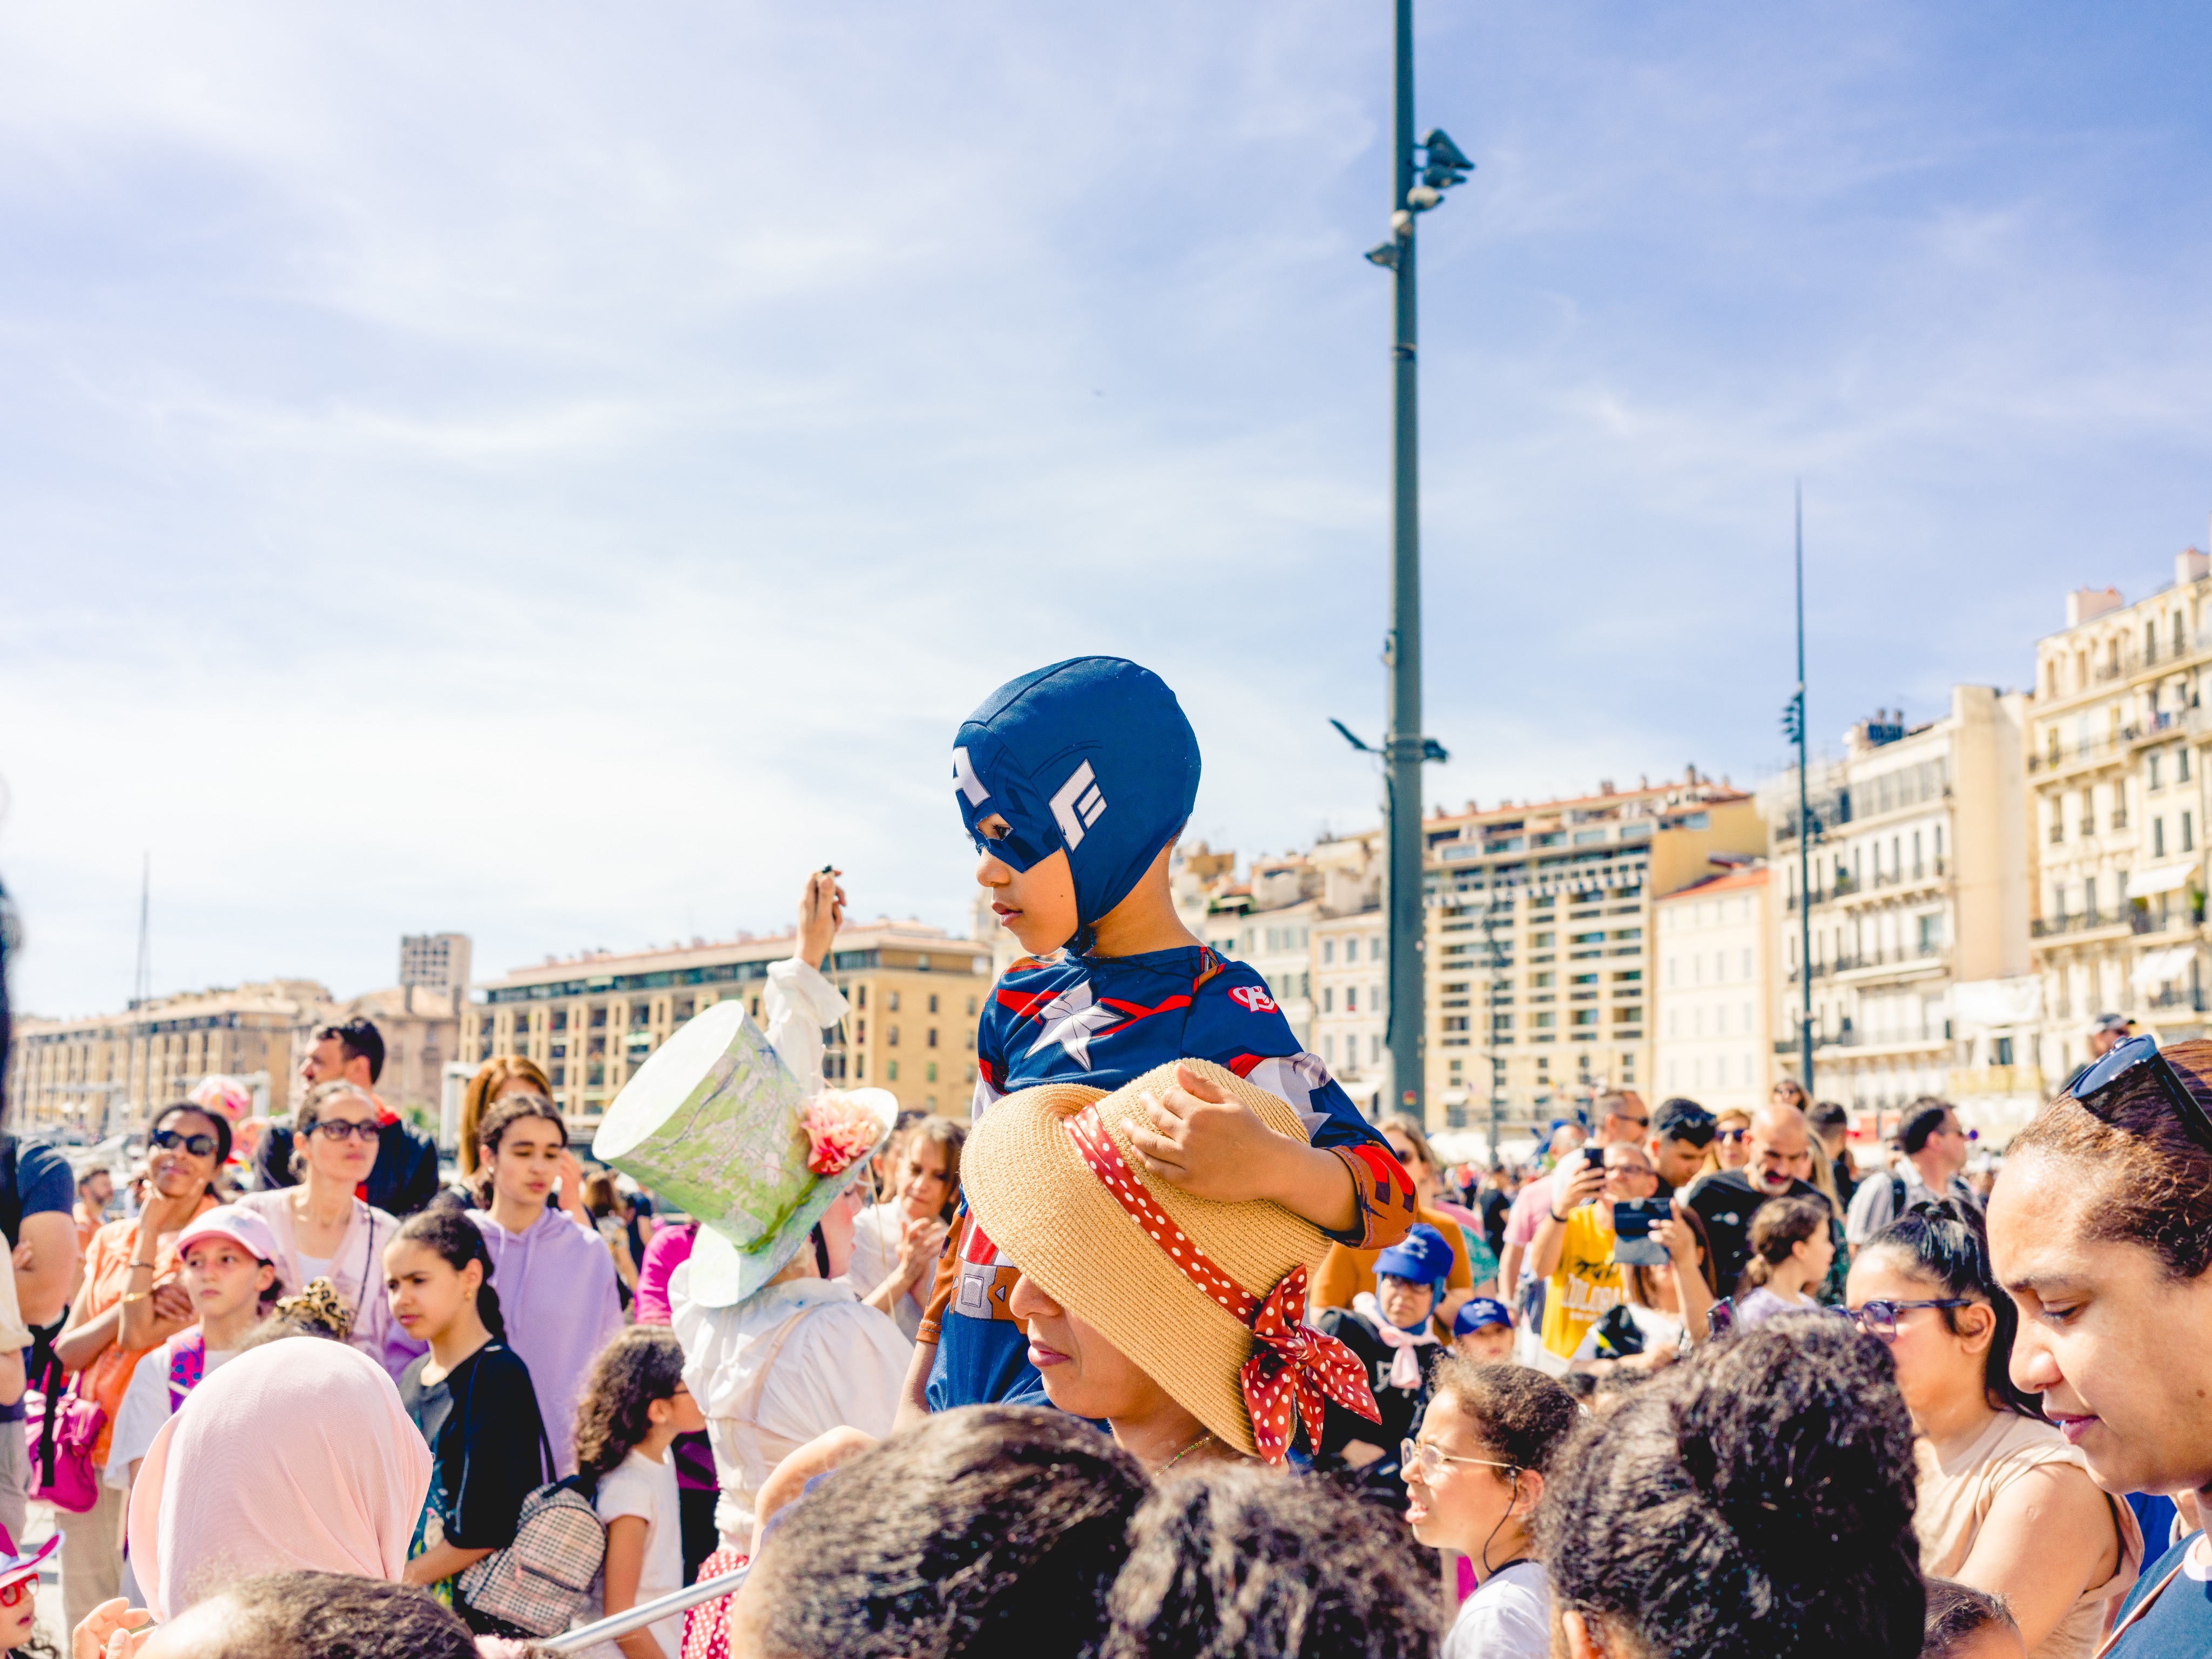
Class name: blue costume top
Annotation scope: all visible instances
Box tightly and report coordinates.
[927,656,1414,1413]
[921,945,1415,1412]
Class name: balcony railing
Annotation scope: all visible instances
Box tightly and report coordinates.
[2033,911,2122,938]
[1948,1065,2046,1098]
[2142,988,2209,1012]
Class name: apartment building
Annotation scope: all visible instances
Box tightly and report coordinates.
[399,934,473,997]
[2029,544,2212,1074]
[469,919,992,1124]
[1654,864,1773,1112]
[1763,687,2029,1125]
[1421,777,1768,1128]
[8,979,329,1137]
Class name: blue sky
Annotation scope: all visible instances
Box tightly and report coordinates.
[5,2,2211,1015]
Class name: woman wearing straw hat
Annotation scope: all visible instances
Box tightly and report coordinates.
[965,1057,1380,1474]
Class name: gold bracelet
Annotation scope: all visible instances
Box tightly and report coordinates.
[119,1290,151,1305]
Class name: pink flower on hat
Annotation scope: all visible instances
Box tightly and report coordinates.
[801,1091,879,1177]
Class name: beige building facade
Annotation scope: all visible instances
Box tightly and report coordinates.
[8,980,328,1138]
[1764,687,2030,1129]
[470,919,992,1125]
[1654,865,1773,1112]
[1421,777,1768,1130]
[2029,543,2212,1077]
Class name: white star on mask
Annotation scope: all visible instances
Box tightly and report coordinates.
[1025,981,1121,1070]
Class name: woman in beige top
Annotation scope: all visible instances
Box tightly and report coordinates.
[1846,1198,2140,1659]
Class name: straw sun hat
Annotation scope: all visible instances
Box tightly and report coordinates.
[961,1057,1378,1460]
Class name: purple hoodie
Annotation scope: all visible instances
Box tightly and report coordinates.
[467,1206,625,1477]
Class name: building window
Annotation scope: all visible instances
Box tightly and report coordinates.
[1370,936,1383,962]
[589,1006,608,1028]
[1323,988,1333,1013]
[888,1027,900,1047]
[927,1028,938,1048]
[2156,818,2168,857]
[888,991,901,1013]
[1345,987,1358,1013]
[927,1063,938,1083]
[928,994,939,1014]
[887,1061,899,1081]
[2186,812,2196,853]
[857,986,867,1009]
[1322,940,1335,965]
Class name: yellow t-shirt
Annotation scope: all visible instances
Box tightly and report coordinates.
[1541,1204,1626,1360]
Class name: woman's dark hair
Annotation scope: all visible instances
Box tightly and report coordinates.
[1921,1577,2017,1657]
[1101,1464,1443,1659]
[1863,1198,2044,1420]
[753,1405,1149,1659]
[1739,1195,1831,1294]
[1427,1357,1579,1476]
[149,1102,233,1184]
[470,1091,567,1205]
[198,1571,475,1658]
[1538,1314,1924,1659]
[2007,1035,2212,1282]
[583,1171,619,1218]
[575,1326,687,1484]
[392,1206,506,1345]
[289,1081,379,1182]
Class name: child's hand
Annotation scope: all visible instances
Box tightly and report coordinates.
[1125,1065,1292,1203]
[72,1599,153,1659]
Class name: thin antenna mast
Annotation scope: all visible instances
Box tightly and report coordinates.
[132,853,151,1009]
[1794,488,1815,1093]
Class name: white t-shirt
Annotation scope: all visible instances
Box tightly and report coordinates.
[1444,1559,1551,1659]
[574,1448,685,1659]
[105,1335,240,1488]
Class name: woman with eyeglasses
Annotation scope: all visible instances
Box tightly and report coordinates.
[239,1081,424,1380]
[51,1101,227,1628]
[1987,1034,2212,1656]
[1849,1199,2138,1658]
[1402,1357,1579,1659]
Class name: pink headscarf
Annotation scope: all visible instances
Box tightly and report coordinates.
[126,1338,431,1620]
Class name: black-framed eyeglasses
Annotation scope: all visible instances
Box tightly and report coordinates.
[150,1128,218,1158]
[311,1120,381,1143]
[2073,1033,2212,1152]
[1715,1127,1750,1143]
[1847,1298,1972,1343]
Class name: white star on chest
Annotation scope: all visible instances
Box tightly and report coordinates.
[1024,982,1121,1070]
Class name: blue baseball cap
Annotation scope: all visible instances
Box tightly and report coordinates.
[1373,1222,1454,1288]
[1453,1297,1512,1336]
[954,658,1201,950]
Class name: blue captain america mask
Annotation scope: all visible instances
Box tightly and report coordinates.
[954,657,1201,941]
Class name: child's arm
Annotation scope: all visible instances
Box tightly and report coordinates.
[1127,1065,1410,1243]
[602,1515,667,1659]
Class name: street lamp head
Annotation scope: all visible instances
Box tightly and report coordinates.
[1364,241,1400,270]
[1406,184,1443,212]
[1420,128,1474,172]
[1389,208,1414,237]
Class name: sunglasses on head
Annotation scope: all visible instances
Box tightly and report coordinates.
[150,1128,218,1158]
[2072,1033,2212,1152]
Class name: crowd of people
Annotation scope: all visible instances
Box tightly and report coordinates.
[0,654,2201,1658]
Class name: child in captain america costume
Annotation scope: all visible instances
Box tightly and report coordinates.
[906,656,1417,1418]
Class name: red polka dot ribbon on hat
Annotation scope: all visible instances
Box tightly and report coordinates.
[1064,1105,1380,1463]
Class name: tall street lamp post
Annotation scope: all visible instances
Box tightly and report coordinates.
[1356,0,1468,1122]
